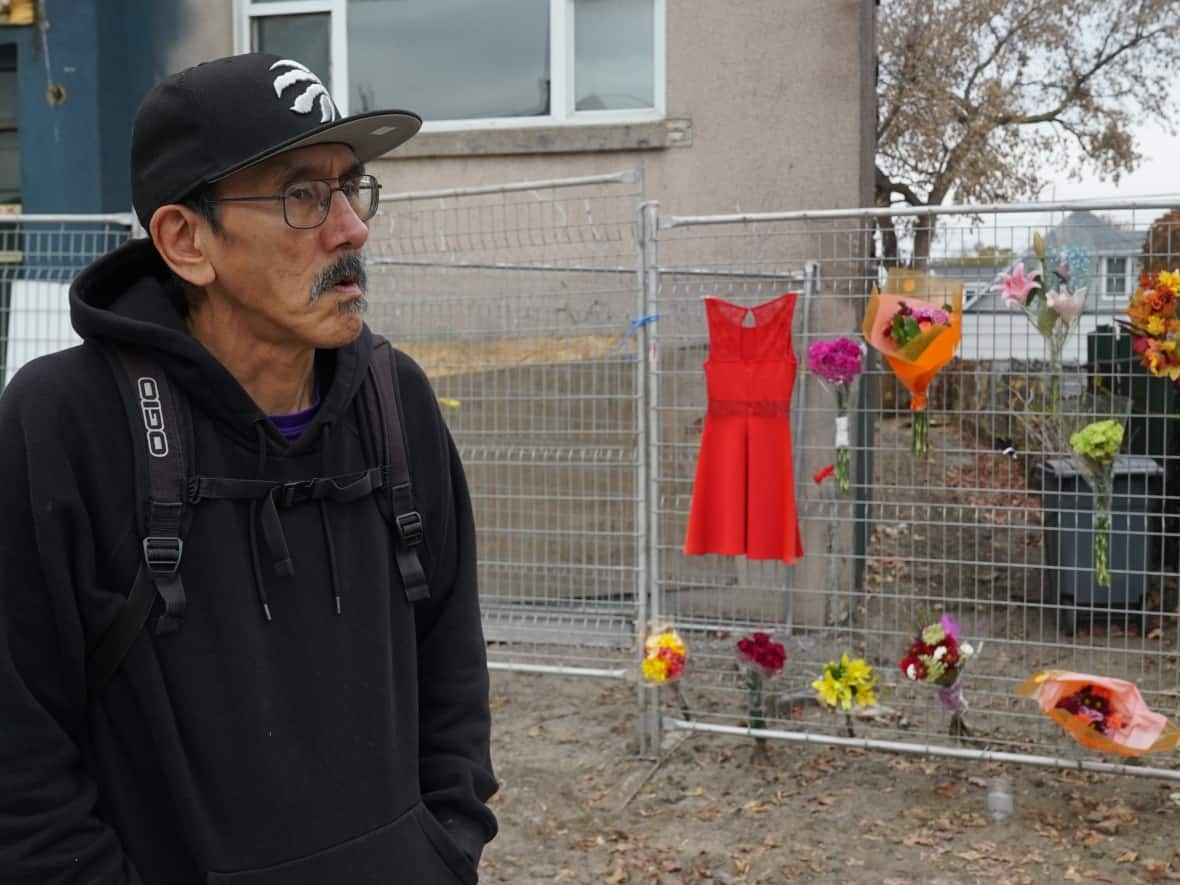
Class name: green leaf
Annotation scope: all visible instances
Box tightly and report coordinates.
[1037,306,1058,338]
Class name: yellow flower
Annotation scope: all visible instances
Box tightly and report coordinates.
[843,655,875,687]
[812,671,851,709]
[1147,315,1167,336]
[857,685,878,708]
[656,633,686,655]
[1159,270,1180,292]
[642,656,669,683]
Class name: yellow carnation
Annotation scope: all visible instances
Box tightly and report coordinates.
[641,656,669,683]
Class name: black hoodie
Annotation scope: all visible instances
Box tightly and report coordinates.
[0,239,497,884]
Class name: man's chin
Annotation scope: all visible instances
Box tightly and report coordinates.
[336,295,369,316]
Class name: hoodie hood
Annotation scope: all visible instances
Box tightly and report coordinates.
[69,237,374,446]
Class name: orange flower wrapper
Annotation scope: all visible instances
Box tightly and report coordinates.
[862,270,964,413]
[1017,669,1180,757]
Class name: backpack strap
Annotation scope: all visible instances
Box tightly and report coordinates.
[86,345,191,696]
[364,337,430,603]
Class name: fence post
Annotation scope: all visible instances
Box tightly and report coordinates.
[638,199,662,754]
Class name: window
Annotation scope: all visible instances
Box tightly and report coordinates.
[1103,257,1128,299]
[234,0,665,130]
[0,43,18,205]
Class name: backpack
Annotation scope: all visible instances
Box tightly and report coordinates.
[84,335,430,696]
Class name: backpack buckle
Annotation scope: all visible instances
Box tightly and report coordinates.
[395,511,423,547]
[276,479,317,508]
[143,536,183,574]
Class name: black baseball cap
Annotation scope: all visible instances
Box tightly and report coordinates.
[131,52,422,229]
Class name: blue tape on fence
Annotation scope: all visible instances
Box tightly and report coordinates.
[609,314,660,360]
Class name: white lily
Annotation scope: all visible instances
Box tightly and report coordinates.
[1046,286,1087,322]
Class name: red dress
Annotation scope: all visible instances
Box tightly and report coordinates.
[683,292,803,563]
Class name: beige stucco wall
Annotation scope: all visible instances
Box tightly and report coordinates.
[158,1,876,213]
[164,1,233,74]
[376,0,875,213]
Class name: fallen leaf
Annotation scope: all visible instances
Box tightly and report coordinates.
[1117,851,1138,864]
[1141,859,1173,881]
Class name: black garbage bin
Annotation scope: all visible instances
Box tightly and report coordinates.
[1040,455,1163,634]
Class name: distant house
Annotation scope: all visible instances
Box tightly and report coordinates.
[936,211,1144,365]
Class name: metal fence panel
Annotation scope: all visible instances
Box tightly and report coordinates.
[650,200,1180,777]
[0,215,132,387]
[9,194,1180,778]
[366,171,647,673]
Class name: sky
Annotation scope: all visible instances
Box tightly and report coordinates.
[1044,119,1180,203]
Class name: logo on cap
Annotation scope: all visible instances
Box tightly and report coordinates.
[270,59,337,123]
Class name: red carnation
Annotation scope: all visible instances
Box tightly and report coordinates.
[736,631,787,678]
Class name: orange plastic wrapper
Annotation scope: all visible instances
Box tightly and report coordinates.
[1017,669,1180,757]
[862,270,963,453]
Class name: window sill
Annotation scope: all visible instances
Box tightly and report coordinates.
[386,118,692,159]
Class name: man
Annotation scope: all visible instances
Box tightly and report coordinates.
[0,53,497,883]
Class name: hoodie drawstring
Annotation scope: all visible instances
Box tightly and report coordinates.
[318,423,343,615]
[249,421,274,622]
[189,419,378,624]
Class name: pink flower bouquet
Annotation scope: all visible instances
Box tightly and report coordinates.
[806,337,863,494]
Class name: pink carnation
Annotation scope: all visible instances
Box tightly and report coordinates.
[807,337,864,385]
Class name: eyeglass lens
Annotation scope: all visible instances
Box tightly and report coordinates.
[283,176,379,228]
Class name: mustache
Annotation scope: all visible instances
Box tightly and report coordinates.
[309,253,368,304]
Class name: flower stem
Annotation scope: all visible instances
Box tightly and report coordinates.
[1094,511,1111,588]
[912,411,927,456]
[747,673,767,750]
[673,682,692,722]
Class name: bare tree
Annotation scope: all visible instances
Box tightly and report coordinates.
[876,0,1180,264]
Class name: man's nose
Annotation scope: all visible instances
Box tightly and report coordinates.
[321,188,369,250]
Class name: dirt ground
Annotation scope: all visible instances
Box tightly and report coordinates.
[479,670,1180,885]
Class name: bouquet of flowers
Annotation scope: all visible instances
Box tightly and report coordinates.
[735,631,787,752]
[862,270,963,455]
[995,237,1089,417]
[1054,684,1124,736]
[898,614,976,738]
[642,626,687,684]
[641,624,691,721]
[1018,669,1180,756]
[812,652,877,736]
[1122,269,1180,382]
[806,337,863,494]
[1069,419,1124,588]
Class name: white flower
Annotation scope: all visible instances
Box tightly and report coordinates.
[960,642,975,657]
[1046,286,1086,322]
[905,663,918,680]
[933,645,947,660]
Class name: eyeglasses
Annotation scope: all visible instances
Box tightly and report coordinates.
[205,174,382,229]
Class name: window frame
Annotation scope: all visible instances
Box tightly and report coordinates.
[234,0,666,131]
[1099,254,1134,300]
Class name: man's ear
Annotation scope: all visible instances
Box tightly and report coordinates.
[149,204,216,288]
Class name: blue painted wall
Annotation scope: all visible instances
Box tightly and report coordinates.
[96,1,186,213]
[5,1,185,214]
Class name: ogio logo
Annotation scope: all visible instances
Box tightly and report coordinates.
[270,59,337,123]
[136,377,169,458]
